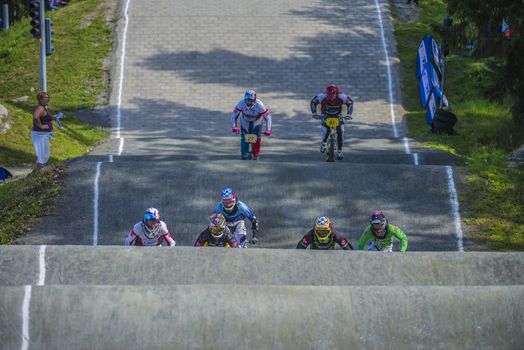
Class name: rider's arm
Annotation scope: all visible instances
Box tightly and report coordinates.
[158,222,176,247]
[296,231,313,249]
[262,111,272,131]
[333,231,353,250]
[310,95,320,114]
[124,229,138,246]
[194,229,208,247]
[161,232,176,247]
[231,103,242,128]
[238,201,258,230]
[356,227,373,250]
[340,93,353,116]
[391,225,408,252]
[256,101,271,131]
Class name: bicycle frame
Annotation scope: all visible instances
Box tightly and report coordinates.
[323,115,342,162]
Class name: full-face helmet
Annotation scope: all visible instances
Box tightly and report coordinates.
[244,90,257,108]
[221,187,237,213]
[143,207,161,238]
[326,84,339,102]
[314,216,333,243]
[370,211,388,238]
[209,213,227,239]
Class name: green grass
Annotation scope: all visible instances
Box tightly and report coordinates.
[0,166,64,244]
[0,0,113,109]
[392,0,524,250]
[0,0,113,243]
[0,100,108,165]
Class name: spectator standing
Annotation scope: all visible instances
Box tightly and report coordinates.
[32,91,59,170]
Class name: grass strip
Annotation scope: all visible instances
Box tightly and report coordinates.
[391,0,524,250]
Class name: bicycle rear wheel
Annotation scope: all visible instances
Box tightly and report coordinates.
[326,134,335,162]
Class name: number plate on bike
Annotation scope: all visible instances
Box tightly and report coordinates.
[325,117,340,128]
[245,134,257,143]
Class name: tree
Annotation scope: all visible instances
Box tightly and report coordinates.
[444,0,524,125]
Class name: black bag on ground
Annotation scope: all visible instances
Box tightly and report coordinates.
[432,108,457,134]
[0,166,13,183]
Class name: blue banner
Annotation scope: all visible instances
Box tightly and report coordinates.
[418,61,440,108]
[418,65,432,108]
[416,38,429,79]
[417,35,443,79]
[426,90,438,124]
[416,35,449,125]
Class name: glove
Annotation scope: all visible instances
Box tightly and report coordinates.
[264,130,271,136]
[312,113,320,120]
[55,112,64,128]
[250,229,259,244]
[232,127,239,134]
[344,114,353,120]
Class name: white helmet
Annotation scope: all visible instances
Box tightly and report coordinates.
[142,207,161,238]
[209,213,226,239]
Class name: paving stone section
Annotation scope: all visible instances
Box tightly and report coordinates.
[22,0,464,251]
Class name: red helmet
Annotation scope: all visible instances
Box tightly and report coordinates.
[326,85,339,102]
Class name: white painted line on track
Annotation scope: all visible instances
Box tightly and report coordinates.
[118,137,124,156]
[374,0,398,138]
[115,0,131,142]
[413,153,419,166]
[37,245,46,286]
[93,0,130,245]
[403,137,411,154]
[403,137,419,166]
[21,285,31,350]
[93,162,102,246]
[446,166,464,252]
[375,1,462,249]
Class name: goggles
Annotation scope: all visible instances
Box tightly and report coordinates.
[211,226,225,234]
[222,199,235,209]
[314,228,331,238]
[145,219,160,227]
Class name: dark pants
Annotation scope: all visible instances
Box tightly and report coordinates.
[322,124,343,150]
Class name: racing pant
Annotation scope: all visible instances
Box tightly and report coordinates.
[240,123,262,158]
[321,123,344,150]
[226,220,247,247]
[368,241,393,252]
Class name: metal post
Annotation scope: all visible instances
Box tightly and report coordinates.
[39,0,47,92]
[1,3,8,31]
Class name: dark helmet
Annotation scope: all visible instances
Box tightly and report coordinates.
[370,211,388,238]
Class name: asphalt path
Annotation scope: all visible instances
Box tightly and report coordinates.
[20,0,465,251]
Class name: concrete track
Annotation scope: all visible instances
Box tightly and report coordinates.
[2,246,523,287]
[2,247,523,349]
[2,284,523,349]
